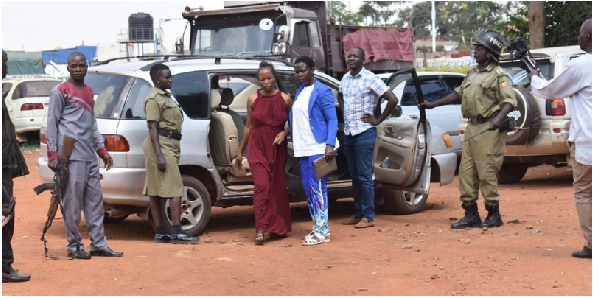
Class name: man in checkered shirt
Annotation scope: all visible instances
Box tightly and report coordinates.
[338,47,399,229]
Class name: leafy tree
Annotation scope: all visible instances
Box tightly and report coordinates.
[331,1,364,25]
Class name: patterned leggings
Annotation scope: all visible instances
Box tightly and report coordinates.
[299,154,330,237]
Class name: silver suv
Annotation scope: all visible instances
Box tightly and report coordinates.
[38,58,457,236]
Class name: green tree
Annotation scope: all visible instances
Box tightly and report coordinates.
[331,1,364,25]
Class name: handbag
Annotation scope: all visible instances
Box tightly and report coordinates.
[312,155,337,180]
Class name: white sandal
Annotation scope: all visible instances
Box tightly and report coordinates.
[302,231,326,246]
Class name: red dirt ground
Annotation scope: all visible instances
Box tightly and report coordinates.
[1,152,592,296]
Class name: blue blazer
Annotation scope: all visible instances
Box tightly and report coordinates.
[289,79,338,146]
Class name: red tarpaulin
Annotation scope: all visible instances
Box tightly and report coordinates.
[343,28,414,64]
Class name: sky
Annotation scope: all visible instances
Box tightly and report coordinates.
[1,0,225,51]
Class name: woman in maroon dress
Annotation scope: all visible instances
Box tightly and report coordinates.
[236,62,293,245]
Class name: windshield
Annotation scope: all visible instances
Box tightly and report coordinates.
[18,81,60,98]
[194,21,283,56]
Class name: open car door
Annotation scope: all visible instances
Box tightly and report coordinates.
[374,69,431,197]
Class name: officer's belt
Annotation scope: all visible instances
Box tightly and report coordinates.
[157,128,182,141]
[468,113,499,125]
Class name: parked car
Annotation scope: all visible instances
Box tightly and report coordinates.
[377,72,465,159]
[38,58,457,236]
[2,78,61,135]
[458,45,584,183]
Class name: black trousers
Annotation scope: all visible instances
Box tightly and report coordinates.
[2,172,15,273]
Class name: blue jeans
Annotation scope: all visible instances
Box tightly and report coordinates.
[344,127,377,221]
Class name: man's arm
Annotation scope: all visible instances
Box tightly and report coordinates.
[46,89,64,162]
[420,91,462,109]
[376,89,399,123]
[529,63,583,99]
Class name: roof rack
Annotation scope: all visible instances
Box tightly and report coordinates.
[91,54,293,68]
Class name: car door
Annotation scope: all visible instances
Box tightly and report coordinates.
[374,69,430,194]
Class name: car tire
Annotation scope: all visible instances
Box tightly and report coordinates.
[383,190,429,215]
[160,175,211,237]
[497,163,528,184]
[506,86,541,145]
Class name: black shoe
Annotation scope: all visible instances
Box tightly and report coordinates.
[171,232,199,244]
[154,233,172,243]
[68,249,92,259]
[481,203,503,228]
[90,247,123,257]
[451,202,482,229]
[571,246,592,259]
[2,269,31,283]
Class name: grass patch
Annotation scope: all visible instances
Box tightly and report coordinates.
[19,139,41,153]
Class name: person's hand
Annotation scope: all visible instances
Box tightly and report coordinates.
[489,116,503,131]
[235,153,244,170]
[325,145,336,162]
[157,154,166,172]
[418,101,435,110]
[361,113,379,126]
[528,69,540,81]
[48,159,58,172]
[273,131,287,146]
[102,155,114,171]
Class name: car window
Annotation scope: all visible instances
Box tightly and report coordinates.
[121,78,152,119]
[396,78,447,106]
[500,58,554,84]
[16,81,60,98]
[171,70,210,119]
[2,83,12,96]
[309,20,321,47]
[293,22,310,49]
[442,77,464,91]
[86,73,134,119]
[11,83,22,99]
[277,72,299,99]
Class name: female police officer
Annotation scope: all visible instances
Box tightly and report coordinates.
[143,63,198,243]
[420,30,517,229]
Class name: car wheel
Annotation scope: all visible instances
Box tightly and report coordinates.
[162,175,211,236]
[506,86,541,145]
[497,163,528,184]
[383,190,429,215]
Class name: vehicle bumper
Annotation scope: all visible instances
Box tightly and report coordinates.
[431,152,457,186]
[38,158,149,207]
[13,116,43,133]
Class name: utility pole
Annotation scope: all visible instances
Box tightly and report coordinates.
[431,0,436,54]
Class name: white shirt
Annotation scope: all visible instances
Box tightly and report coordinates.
[530,53,592,165]
[292,85,326,157]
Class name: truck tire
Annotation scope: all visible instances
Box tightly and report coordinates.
[506,86,541,145]
[497,163,528,184]
[160,175,211,236]
[383,190,428,215]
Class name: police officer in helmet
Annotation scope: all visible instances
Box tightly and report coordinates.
[419,30,517,229]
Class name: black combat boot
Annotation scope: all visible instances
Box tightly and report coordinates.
[481,203,503,228]
[451,202,482,229]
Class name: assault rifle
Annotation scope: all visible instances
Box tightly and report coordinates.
[33,135,77,258]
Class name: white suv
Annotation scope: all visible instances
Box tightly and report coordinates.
[459,45,584,183]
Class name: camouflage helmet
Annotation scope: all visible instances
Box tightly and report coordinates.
[472,29,504,57]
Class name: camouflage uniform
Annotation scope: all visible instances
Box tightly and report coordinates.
[456,62,517,206]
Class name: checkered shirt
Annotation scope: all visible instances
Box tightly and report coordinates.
[339,67,389,136]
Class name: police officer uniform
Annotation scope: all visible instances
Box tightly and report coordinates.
[142,87,184,198]
[452,30,517,229]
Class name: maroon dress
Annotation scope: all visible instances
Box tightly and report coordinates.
[247,91,292,235]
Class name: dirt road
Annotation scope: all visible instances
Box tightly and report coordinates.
[2,152,592,296]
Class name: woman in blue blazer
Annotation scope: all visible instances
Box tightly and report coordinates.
[289,56,338,246]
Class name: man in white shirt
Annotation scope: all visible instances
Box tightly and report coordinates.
[529,18,592,259]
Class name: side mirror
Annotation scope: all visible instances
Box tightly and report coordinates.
[277,25,289,43]
[175,38,184,54]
